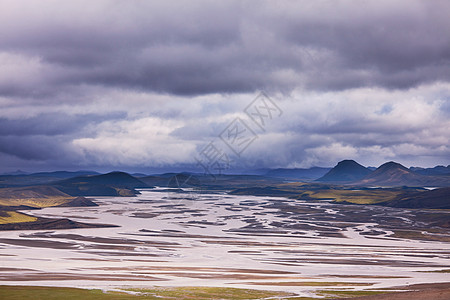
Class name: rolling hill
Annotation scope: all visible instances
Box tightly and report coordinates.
[0,184,111,230]
[0,185,97,208]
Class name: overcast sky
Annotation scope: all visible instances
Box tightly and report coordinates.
[0,0,449,173]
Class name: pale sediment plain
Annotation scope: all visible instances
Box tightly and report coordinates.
[0,188,449,298]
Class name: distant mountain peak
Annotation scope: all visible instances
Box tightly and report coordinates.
[369,162,411,177]
[338,159,358,164]
[378,161,408,170]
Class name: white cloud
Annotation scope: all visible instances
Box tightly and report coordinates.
[72,117,197,167]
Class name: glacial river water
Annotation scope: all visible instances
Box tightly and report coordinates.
[0,189,449,297]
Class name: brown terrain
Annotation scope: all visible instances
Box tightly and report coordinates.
[0,185,115,230]
[347,282,450,300]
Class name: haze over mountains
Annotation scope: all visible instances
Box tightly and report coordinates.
[265,167,331,180]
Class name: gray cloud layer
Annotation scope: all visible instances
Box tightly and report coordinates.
[2,0,450,96]
[0,0,449,172]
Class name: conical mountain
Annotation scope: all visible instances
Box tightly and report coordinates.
[356,161,439,187]
[316,160,372,182]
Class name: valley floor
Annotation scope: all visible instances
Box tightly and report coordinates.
[0,189,449,298]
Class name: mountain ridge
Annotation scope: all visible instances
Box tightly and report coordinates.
[356,161,450,187]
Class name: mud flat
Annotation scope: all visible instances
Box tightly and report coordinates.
[0,189,449,298]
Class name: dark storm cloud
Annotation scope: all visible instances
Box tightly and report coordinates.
[0,111,127,165]
[0,112,126,137]
[0,135,67,160]
[1,0,449,97]
[1,113,85,136]
[274,1,450,90]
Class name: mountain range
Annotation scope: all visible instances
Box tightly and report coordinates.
[265,167,331,180]
[0,159,449,216]
[355,161,450,187]
[317,160,450,187]
[410,165,450,176]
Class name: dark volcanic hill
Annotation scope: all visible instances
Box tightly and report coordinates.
[356,162,450,187]
[316,160,372,182]
[75,172,148,188]
[54,172,149,196]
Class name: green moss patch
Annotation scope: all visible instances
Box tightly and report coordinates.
[0,285,294,300]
